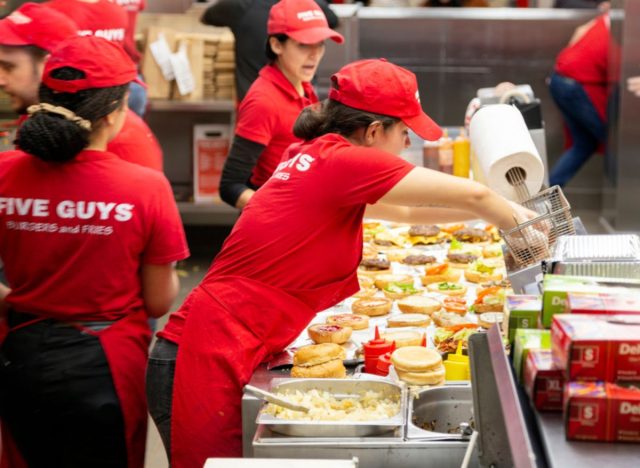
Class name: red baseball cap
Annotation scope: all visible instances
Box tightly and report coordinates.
[329,59,442,141]
[268,0,344,44]
[0,3,78,52]
[43,36,143,93]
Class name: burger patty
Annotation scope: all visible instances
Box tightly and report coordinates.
[360,258,391,270]
[402,254,437,265]
[453,228,490,243]
[447,252,478,264]
[409,224,441,237]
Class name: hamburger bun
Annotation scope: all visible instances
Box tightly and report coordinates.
[358,256,392,277]
[387,313,432,328]
[391,346,442,372]
[396,295,442,315]
[479,312,505,329]
[464,269,504,284]
[395,366,445,386]
[293,343,346,367]
[381,330,424,348]
[353,276,377,298]
[432,310,473,327]
[307,324,352,345]
[374,273,414,290]
[326,313,370,330]
[482,243,503,258]
[291,358,346,378]
[384,248,414,262]
[442,297,467,316]
[427,282,468,296]
[382,286,422,301]
[421,264,461,285]
[473,302,504,313]
[352,297,393,316]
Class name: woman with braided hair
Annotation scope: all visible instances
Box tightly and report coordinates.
[0,35,189,467]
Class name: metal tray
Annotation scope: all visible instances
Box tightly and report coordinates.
[551,234,640,262]
[256,377,406,438]
[406,384,473,440]
[549,261,640,280]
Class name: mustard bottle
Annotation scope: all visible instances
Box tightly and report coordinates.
[453,127,471,178]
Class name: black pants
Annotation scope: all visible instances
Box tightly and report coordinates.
[0,314,127,468]
[146,337,178,462]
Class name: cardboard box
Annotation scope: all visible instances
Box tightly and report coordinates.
[513,329,550,382]
[552,314,640,383]
[523,349,564,412]
[542,275,640,328]
[505,295,541,344]
[565,382,640,442]
[193,124,230,203]
[568,291,640,315]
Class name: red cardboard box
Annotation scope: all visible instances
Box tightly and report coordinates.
[193,124,230,203]
[524,349,565,412]
[551,314,640,383]
[568,292,640,316]
[565,381,640,442]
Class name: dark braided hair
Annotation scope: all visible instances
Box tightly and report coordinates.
[15,67,128,163]
[293,99,399,141]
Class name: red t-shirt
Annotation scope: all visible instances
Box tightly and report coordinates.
[0,150,189,321]
[47,0,128,46]
[114,0,145,64]
[235,64,318,188]
[555,15,609,122]
[159,133,413,344]
[108,110,163,171]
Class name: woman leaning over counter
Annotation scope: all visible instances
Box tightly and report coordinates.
[147,58,537,468]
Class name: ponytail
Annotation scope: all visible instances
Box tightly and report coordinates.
[293,99,400,141]
[15,67,128,163]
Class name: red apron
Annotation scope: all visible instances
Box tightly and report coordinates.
[0,310,151,468]
[170,274,357,468]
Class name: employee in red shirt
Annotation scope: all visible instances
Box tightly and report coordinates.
[0,36,189,467]
[548,12,610,187]
[147,59,536,467]
[219,0,344,209]
[0,2,164,171]
[46,0,128,46]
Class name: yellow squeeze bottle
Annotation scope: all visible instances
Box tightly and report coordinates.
[453,127,471,178]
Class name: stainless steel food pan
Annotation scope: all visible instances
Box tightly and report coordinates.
[406,384,473,440]
[256,377,406,437]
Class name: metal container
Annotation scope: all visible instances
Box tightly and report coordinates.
[256,378,406,438]
[406,384,474,440]
[547,234,640,279]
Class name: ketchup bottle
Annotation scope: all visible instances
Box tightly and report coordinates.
[363,326,394,375]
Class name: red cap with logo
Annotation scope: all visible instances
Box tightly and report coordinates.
[43,36,144,93]
[329,59,442,141]
[268,0,344,44]
[0,3,78,52]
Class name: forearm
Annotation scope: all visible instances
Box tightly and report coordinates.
[0,283,10,312]
[365,203,476,224]
[219,135,265,208]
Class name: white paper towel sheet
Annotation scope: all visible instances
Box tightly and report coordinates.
[469,104,544,201]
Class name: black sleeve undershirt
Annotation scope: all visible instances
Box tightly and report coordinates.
[219,135,266,208]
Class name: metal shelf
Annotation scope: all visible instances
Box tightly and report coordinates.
[177,202,239,226]
[148,99,235,113]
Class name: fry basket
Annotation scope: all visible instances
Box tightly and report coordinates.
[501,185,575,269]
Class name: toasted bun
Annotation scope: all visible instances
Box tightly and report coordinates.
[326,313,370,330]
[427,283,468,296]
[421,270,461,285]
[391,346,442,372]
[464,269,504,284]
[291,358,346,378]
[293,343,346,367]
[307,324,352,345]
[352,297,393,316]
[384,248,413,262]
[357,266,392,278]
[479,312,505,329]
[396,366,446,386]
[374,274,414,290]
[381,330,424,348]
[382,288,422,300]
[432,310,473,327]
[396,295,442,315]
[387,313,432,328]
[473,302,504,313]
[442,297,467,316]
[482,243,503,258]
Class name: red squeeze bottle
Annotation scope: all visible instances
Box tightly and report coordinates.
[376,341,397,377]
[363,326,394,375]
[421,334,427,347]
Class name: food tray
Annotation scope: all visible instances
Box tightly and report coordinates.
[549,261,640,280]
[406,384,473,440]
[256,377,406,437]
[551,234,640,262]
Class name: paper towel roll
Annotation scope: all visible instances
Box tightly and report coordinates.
[469,104,544,201]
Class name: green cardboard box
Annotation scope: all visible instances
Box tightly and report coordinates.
[541,274,640,328]
[505,295,541,344]
[513,329,551,382]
